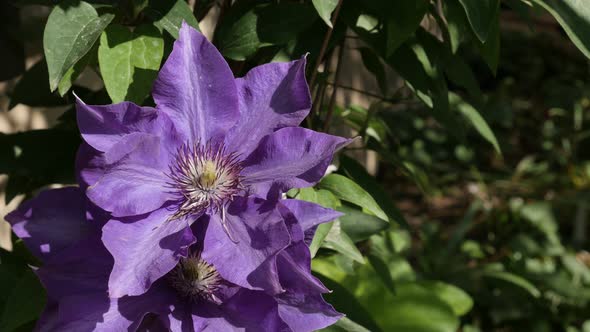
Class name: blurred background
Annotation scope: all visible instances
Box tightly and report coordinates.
[1,1,590,331]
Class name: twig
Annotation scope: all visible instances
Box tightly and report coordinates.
[308,0,343,92]
[323,39,346,133]
[325,82,415,104]
[309,48,334,129]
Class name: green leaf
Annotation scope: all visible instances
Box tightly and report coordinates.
[147,0,200,39]
[0,269,46,332]
[533,0,590,59]
[419,281,473,316]
[43,0,114,91]
[216,3,317,60]
[355,14,379,32]
[385,0,429,56]
[441,54,483,104]
[58,44,95,97]
[322,317,372,332]
[296,187,341,209]
[312,0,338,28]
[457,0,499,42]
[216,8,259,61]
[315,273,383,332]
[359,47,387,95]
[378,283,460,332]
[316,260,460,332]
[389,36,463,139]
[482,270,541,298]
[318,174,388,221]
[449,92,501,154]
[443,200,483,256]
[310,222,334,257]
[444,0,470,53]
[339,155,408,228]
[98,24,164,104]
[322,220,365,263]
[8,59,67,109]
[476,6,500,74]
[256,4,318,44]
[367,253,396,293]
[295,187,341,257]
[338,205,389,242]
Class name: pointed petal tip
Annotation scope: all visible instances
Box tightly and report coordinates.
[72,91,84,105]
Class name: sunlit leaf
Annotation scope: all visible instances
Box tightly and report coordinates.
[533,0,590,59]
[44,0,113,91]
[482,270,541,298]
[338,205,389,243]
[318,174,388,222]
[419,281,474,316]
[323,220,365,263]
[98,24,164,104]
[147,0,200,39]
[312,0,338,28]
[449,93,501,154]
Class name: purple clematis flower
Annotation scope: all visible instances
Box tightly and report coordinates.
[76,22,351,298]
[6,188,342,331]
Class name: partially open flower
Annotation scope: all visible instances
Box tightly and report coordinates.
[6,188,342,331]
[76,23,351,298]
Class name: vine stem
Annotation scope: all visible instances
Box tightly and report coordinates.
[323,38,346,133]
[308,0,344,97]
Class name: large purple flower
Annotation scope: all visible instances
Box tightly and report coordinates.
[76,22,351,298]
[6,188,342,331]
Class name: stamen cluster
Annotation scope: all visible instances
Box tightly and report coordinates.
[168,253,223,303]
[167,142,243,220]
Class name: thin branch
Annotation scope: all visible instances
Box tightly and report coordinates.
[308,0,343,91]
[323,39,346,133]
[309,47,334,129]
[326,82,384,100]
[325,82,414,105]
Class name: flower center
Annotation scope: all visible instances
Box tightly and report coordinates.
[167,142,242,220]
[168,253,223,303]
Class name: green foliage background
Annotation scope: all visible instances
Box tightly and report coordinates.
[1,0,590,331]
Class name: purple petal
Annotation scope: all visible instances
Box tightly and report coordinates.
[5,187,99,261]
[219,289,291,331]
[86,135,174,217]
[152,22,239,143]
[242,127,351,193]
[276,243,329,294]
[37,235,112,300]
[226,58,311,156]
[55,284,175,331]
[54,293,124,331]
[168,303,202,332]
[281,199,343,232]
[102,208,196,297]
[76,97,167,153]
[277,293,342,332]
[275,204,330,294]
[34,301,59,332]
[281,199,343,246]
[199,197,291,294]
[76,143,105,190]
